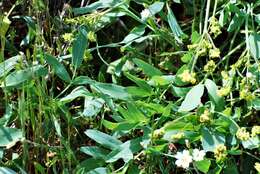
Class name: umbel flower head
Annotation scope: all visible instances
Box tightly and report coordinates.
[236,127,250,141]
[178,70,196,84]
[174,150,193,169]
[199,109,211,123]
[251,126,260,137]
[204,60,216,73]
[214,144,227,162]
[217,86,231,97]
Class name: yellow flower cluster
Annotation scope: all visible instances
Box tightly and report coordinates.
[221,71,229,80]
[252,126,260,137]
[236,127,250,141]
[209,48,220,59]
[217,86,231,97]
[255,162,260,173]
[178,70,196,84]
[152,128,165,139]
[199,109,211,123]
[171,132,185,140]
[209,17,222,38]
[188,39,212,57]
[62,33,73,42]
[87,31,97,42]
[239,88,255,101]
[204,60,216,73]
[214,144,227,162]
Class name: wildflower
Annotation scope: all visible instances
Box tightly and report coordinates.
[152,128,165,139]
[141,9,151,20]
[209,17,222,38]
[209,48,220,59]
[204,60,216,73]
[199,109,211,123]
[239,88,255,101]
[87,31,96,42]
[236,127,250,141]
[251,126,260,137]
[192,149,206,161]
[62,33,73,42]
[174,150,193,169]
[217,86,231,97]
[214,144,227,162]
[221,71,229,80]
[255,162,260,173]
[178,70,196,84]
[171,132,185,140]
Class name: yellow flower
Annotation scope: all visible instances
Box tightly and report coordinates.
[178,70,196,84]
[209,48,220,59]
[252,126,260,137]
[199,109,211,123]
[209,17,222,38]
[255,162,260,173]
[87,31,96,42]
[171,132,185,140]
[239,88,255,101]
[217,86,231,97]
[62,33,73,42]
[236,127,250,141]
[204,60,216,73]
[152,128,165,139]
[214,144,227,162]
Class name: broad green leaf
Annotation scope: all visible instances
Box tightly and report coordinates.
[227,13,244,32]
[85,129,122,150]
[252,98,260,110]
[80,146,109,160]
[126,86,152,97]
[87,167,108,174]
[164,122,195,131]
[241,136,260,149]
[249,33,260,60]
[167,4,185,42]
[147,2,164,15]
[0,126,23,148]
[124,72,152,92]
[118,102,147,123]
[1,65,47,87]
[83,97,104,117]
[105,138,142,163]
[133,58,162,77]
[201,128,225,152]
[172,86,191,98]
[122,25,146,43]
[223,160,239,174]
[178,84,204,112]
[0,167,16,174]
[92,82,131,100]
[75,158,105,173]
[194,159,211,173]
[0,55,21,78]
[205,79,224,111]
[60,86,90,102]
[181,52,192,63]
[148,75,175,86]
[72,28,88,68]
[73,0,124,15]
[45,54,71,82]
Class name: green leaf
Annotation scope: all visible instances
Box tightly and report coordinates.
[172,86,191,98]
[60,86,90,102]
[241,136,260,149]
[181,52,192,63]
[201,128,225,152]
[0,55,21,78]
[83,97,104,117]
[0,167,16,174]
[84,129,122,150]
[87,167,108,174]
[80,146,109,160]
[1,65,47,87]
[205,79,224,111]
[227,13,244,32]
[75,158,105,173]
[45,54,71,82]
[118,102,148,123]
[72,28,88,68]
[178,84,204,112]
[194,159,211,173]
[92,82,131,100]
[166,4,185,42]
[126,86,152,97]
[248,33,260,60]
[132,58,162,77]
[124,72,152,92]
[122,25,146,43]
[0,126,23,148]
[147,2,164,15]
